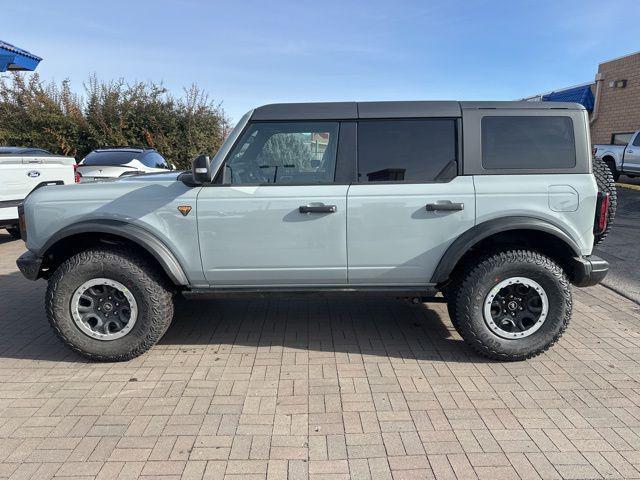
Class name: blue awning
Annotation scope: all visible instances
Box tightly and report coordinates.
[0,40,42,72]
[542,84,594,111]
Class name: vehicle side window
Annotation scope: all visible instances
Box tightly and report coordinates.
[357,119,457,183]
[223,122,339,185]
[611,132,634,145]
[141,152,169,169]
[633,134,640,147]
[481,116,576,169]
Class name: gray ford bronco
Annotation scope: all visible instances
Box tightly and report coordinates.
[16,101,613,362]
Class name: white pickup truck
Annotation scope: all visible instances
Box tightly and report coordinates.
[0,147,77,238]
[593,131,640,181]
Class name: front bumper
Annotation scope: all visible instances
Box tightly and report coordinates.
[16,251,43,281]
[571,255,609,287]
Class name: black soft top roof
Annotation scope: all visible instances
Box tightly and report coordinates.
[251,101,585,121]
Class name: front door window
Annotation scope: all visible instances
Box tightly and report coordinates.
[223,122,339,185]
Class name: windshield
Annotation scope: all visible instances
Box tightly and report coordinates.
[81,151,141,166]
[210,110,253,179]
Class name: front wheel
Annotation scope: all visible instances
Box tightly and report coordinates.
[449,250,571,361]
[46,247,174,361]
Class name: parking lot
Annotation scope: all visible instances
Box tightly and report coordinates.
[1,229,640,480]
[595,184,640,303]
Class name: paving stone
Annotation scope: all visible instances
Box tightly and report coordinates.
[0,237,639,479]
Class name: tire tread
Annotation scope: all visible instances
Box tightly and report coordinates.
[452,249,572,361]
[45,247,173,361]
[593,157,617,245]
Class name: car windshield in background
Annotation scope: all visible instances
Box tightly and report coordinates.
[0,147,53,156]
[82,151,141,166]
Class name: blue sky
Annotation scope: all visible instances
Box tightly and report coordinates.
[3,0,640,121]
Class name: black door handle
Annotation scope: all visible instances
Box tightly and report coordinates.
[299,203,337,214]
[426,202,464,212]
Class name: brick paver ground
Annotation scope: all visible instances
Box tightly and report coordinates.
[2,234,640,479]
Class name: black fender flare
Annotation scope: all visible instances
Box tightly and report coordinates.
[38,220,189,286]
[430,216,582,284]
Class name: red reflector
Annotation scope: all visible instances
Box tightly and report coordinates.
[598,193,610,233]
[73,163,81,183]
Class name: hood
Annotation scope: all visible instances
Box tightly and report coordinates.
[25,170,187,205]
[22,169,197,254]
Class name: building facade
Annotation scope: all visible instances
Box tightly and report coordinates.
[591,52,640,145]
[524,51,640,146]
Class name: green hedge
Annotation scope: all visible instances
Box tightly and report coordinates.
[0,73,230,169]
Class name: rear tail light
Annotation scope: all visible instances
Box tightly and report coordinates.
[73,163,81,183]
[594,191,610,235]
[592,146,597,157]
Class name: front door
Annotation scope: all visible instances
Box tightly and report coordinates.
[347,118,475,285]
[197,121,349,286]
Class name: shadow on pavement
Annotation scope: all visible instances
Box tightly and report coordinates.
[0,232,19,246]
[0,262,474,364]
[162,294,472,363]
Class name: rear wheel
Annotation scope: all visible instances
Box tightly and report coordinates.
[449,250,571,361]
[46,247,174,361]
[593,157,617,245]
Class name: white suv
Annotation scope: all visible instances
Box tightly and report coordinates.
[77,148,173,182]
[0,147,76,238]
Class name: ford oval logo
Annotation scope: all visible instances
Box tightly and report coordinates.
[27,170,41,178]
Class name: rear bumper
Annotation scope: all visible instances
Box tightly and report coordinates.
[16,251,43,281]
[570,255,609,287]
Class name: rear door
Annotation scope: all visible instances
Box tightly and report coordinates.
[347,118,475,285]
[197,121,352,287]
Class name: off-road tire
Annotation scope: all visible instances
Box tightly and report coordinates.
[46,247,174,361]
[6,227,21,239]
[602,157,620,182]
[450,250,572,361]
[593,157,617,245]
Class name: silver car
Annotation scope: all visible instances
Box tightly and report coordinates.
[77,147,173,182]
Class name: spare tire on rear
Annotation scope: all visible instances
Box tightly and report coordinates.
[592,157,617,246]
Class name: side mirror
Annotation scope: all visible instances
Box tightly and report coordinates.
[192,155,212,184]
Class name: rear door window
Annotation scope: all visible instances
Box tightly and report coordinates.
[357,119,457,183]
[481,116,576,169]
